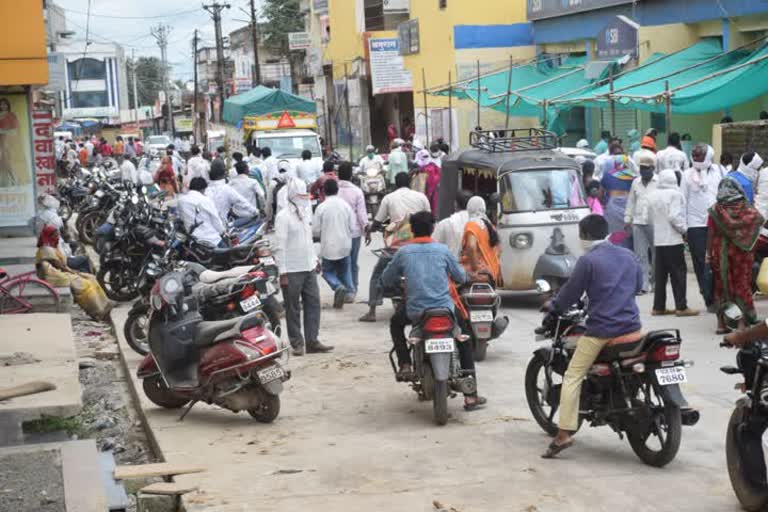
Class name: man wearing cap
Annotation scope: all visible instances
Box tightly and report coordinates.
[625,150,659,294]
[359,145,385,176]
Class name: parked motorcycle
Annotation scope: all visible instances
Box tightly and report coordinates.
[526,282,699,467]
[459,280,509,361]
[137,272,290,422]
[389,308,476,425]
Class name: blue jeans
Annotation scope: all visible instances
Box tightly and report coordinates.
[322,256,354,293]
[350,237,361,293]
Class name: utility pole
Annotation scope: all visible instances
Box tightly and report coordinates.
[203,2,231,122]
[131,48,139,126]
[151,23,174,135]
[249,0,261,87]
[193,29,199,144]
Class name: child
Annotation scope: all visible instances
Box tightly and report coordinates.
[585,180,603,215]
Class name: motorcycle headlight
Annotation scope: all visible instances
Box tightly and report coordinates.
[95,189,105,198]
[114,226,124,238]
[511,233,533,250]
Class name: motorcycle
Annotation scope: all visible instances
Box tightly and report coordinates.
[389,307,476,426]
[359,168,386,219]
[526,282,699,467]
[137,272,290,423]
[459,280,509,361]
[720,305,768,511]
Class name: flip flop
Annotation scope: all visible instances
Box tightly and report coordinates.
[716,327,732,335]
[541,439,574,459]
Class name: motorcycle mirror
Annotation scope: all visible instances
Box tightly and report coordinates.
[535,279,552,294]
[722,302,743,329]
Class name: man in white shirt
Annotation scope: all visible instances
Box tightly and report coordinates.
[274,179,333,356]
[359,172,431,322]
[358,145,385,175]
[118,156,138,185]
[261,147,278,185]
[682,144,723,312]
[229,161,265,215]
[313,179,356,308]
[624,151,658,294]
[205,160,258,225]
[55,137,65,161]
[185,145,210,187]
[178,178,226,247]
[337,162,368,297]
[387,140,409,190]
[296,149,321,185]
[84,138,94,159]
[656,132,690,180]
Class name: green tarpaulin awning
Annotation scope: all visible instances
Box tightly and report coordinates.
[222,85,316,126]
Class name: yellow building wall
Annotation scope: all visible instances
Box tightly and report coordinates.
[324,0,365,78]
[0,2,48,85]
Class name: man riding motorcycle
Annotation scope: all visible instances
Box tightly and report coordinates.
[541,214,644,459]
[381,211,486,410]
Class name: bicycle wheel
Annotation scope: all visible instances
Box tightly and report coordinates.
[0,277,61,314]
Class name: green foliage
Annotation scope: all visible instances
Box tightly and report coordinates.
[261,0,304,54]
[23,416,83,436]
[127,56,166,107]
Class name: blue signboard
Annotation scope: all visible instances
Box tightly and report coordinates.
[527,0,634,21]
[596,15,639,58]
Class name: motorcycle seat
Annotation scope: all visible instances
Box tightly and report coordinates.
[194,313,263,347]
[199,265,254,284]
[596,331,645,361]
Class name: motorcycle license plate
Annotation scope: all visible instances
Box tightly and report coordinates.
[260,256,275,266]
[655,367,687,386]
[258,365,284,384]
[240,296,261,312]
[369,195,379,204]
[425,338,454,353]
[470,310,493,322]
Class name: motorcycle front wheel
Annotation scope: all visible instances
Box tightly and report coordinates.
[97,261,139,302]
[124,303,150,355]
[726,404,768,511]
[524,355,561,436]
[77,210,102,245]
[626,385,681,467]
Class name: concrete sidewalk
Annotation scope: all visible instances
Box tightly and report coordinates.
[112,244,756,512]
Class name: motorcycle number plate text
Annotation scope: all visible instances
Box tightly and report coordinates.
[258,365,284,384]
[655,367,687,386]
[425,338,455,353]
[260,257,275,266]
[470,310,494,322]
[240,296,261,312]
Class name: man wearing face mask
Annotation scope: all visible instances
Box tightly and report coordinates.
[624,151,658,294]
[358,145,385,175]
[682,144,724,312]
[541,214,643,459]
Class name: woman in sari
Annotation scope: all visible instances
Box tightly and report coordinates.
[600,142,637,247]
[36,225,113,321]
[460,196,501,285]
[154,156,178,196]
[708,179,764,334]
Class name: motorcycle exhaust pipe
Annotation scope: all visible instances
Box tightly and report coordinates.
[681,408,700,426]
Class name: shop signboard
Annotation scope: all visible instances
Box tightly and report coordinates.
[32,109,56,195]
[527,0,634,21]
[596,15,639,59]
[383,0,409,13]
[313,0,328,13]
[368,37,413,95]
[242,111,318,131]
[175,118,194,133]
[288,32,312,51]
[0,94,35,227]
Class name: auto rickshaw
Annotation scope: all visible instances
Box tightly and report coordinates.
[438,128,590,293]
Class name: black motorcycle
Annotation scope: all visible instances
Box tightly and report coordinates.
[720,305,768,511]
[526,301,699,467]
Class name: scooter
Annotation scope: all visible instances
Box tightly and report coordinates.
[460,281,509,361]
[137,272,290,423]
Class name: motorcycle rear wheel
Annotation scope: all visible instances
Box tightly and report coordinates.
[433,379,449,426]
[77,211,102,245]
[142,376,189,409]
[726,404,768,511]
[473,338,488,362]
[58,201,73,222]
[124,304,150,355]
[627,387,681,467]
[524,356,561,436]
[248,393,281,423]
[98,262,139,302]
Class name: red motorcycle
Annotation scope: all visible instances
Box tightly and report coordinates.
[137,272,290,423]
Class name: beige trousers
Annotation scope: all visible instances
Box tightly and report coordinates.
[559,335,611,431]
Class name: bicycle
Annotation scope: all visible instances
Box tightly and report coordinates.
[0,267,61,314]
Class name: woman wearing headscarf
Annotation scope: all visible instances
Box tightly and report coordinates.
[729,152,763,204]
[410,148,430,194]
[35,225,112,320]
[460,196,501,285]
[600,142,638,246]
[708,178,764,333]
[423,144,443,214]
[154,156,178,196]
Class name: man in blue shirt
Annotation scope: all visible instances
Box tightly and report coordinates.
[382,211,486,410]
[543,214,644,458]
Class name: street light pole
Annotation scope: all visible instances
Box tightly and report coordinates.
[204,2,231,122]
[249,0,261,87]
[150,23,173,134]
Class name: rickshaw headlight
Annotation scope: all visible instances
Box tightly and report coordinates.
[511,233,532,250]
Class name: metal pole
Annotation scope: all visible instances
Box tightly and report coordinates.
[542,99,548,129]
[151,24,173,134]
[204,2,231,123]
[131,48,138,126]
[193,30,199,144]
[422,67,429,143]
[609,67,616,137]
[504,55,513,130]
[326,100,333,149]
[249,0,261,86]
[447,70,453,150]
[665,80,672,136]
[476,60,481,128]
[344,62,351,161]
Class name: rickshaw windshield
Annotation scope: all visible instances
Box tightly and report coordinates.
[500,168,586,213]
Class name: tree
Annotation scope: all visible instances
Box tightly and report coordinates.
[127,57,165,107]
[260,0,305,91]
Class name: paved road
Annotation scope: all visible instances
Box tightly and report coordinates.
[115,238,760,512]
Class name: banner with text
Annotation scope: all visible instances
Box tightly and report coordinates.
[368,38,413,96]
[0,94,35,227]
[32,109,56,195]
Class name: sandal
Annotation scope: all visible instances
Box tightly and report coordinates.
[463,395,487,411]
[716,327,732,335]
[541,439,574,459]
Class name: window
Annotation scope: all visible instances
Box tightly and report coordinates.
[256,135,321,158]
[365,0,409,31]
[68,58,106,80]
[398,19,419,55]
[439,0,447,8]
[70,91,108,108]
[500,169,586,213]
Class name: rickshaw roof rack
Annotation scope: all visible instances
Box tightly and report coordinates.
[469,128,558,153]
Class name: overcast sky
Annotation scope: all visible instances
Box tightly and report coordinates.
[54,0,262,81]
